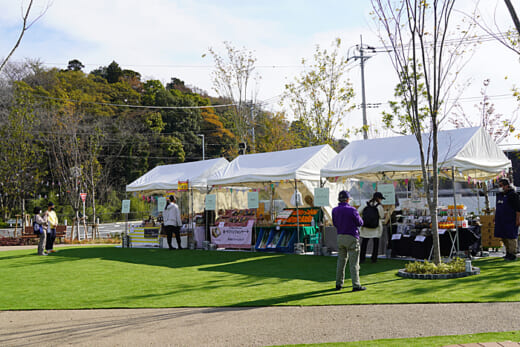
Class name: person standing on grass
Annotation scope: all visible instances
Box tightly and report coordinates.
[494,178,520,261]
[332,190,366,292]
[33,207,47,256]
[45,202,59,253]
[358,192,386,263]
[163,195,183,250]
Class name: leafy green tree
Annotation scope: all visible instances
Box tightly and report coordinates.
[289,119,318,148]
[282,38,355,145]
[106,61,123,84]
[200,107,235,158]
[382,67,430,135]
[0,82,44,220]
[255,112,295,152]
[67,59,84,71]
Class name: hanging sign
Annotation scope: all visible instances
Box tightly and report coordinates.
[178,180,189,191]
[80,193,87,202]
[157,197,167,211]
[121,200,131,214]
[377,183,396,205]
[247,191,259,209]
[205,194,217,211]
[314,187,330,207]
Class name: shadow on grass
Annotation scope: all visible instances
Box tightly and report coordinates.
[35,246,520,303]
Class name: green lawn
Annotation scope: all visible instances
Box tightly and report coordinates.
[1,245,520,310]
[289,330,520,346]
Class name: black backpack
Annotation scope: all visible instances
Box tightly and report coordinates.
[362,202,380,228]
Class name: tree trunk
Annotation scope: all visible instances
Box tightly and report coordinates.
[504,0,520,37]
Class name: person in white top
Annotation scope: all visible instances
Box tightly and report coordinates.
[358,192,386,263]
[33,206,48,255]
[163,195,182,250]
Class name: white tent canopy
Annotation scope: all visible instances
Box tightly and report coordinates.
[126,158,229,192]
[208,144,337,185]
[321,127,511,181]
[208,145,344,216]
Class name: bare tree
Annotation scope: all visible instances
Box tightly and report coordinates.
[205,42,260,147]
[450,78,516,144]
[0,0,51,73]
[372,0,475,264]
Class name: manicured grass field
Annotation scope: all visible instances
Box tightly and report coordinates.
[1,246,520,310]
[290,330,520,346]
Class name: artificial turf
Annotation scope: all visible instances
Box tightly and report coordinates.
[1,245,519,310]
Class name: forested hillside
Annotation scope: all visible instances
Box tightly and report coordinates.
[0,59,343,220]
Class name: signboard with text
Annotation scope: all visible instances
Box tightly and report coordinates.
[121,200,131,214]
[247,191,259,209]
[205,194,216,211]
[178,181,189,191]
[377,183,396,205]
[314,187,329,207]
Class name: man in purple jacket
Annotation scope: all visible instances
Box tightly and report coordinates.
[332,190,366,292]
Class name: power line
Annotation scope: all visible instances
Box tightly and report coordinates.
[30,94,238,109]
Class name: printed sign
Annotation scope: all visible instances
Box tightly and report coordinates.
[157,197,166,211]
[178,180,189,191]
[247,191,259,209]
[377,183,396,205]
[210,224,253,248]
[314,187,330,207]
[414,235,426,242]
[205,194,216,211]
[121,200,131,214]
[80,193,87,202]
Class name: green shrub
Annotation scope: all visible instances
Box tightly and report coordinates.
[405,257,466,274]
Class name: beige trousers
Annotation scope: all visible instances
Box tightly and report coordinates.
[336,234,361,288]
[502,238,517,255]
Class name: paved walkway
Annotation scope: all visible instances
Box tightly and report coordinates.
[1,303,520,346]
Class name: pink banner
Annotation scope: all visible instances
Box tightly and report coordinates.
[210,224,253,248]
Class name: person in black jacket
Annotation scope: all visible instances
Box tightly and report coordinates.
[494,178,520,260]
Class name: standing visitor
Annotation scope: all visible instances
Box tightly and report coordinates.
[332,190,366,292]
[358,192,386,263]
[45,202,59,253]
[163,195,183,250]
[33,207,47,256]
[494,178,520,261]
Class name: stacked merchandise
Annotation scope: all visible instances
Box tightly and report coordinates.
[479,215,502,248]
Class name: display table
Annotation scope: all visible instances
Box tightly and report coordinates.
[129,226,160,248]
[255,225,318,252]
[390,226,480,259]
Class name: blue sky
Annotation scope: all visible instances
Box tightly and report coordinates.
[0,0,519,142]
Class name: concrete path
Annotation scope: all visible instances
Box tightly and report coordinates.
[1,303,520,346]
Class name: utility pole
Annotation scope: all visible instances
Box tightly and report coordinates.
[351,35,376,140]
[359,36,368,140]
[197,134,205,160]
[250,104,255,153]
